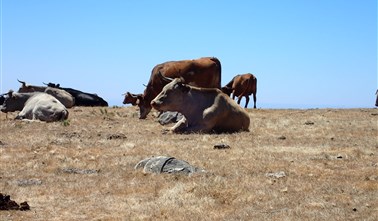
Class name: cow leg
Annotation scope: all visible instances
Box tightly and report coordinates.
[244,96,249,108]
[237,96,242,105]
[177,109,219,133]
[17,109,32,120]
[253,93,257,109]
[184,124,211,133]
[174,117,214,133]
[15,115,24,120]
[169,117,188,133]
[232,93,236,100]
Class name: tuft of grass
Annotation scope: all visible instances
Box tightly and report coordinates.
[61,119,70,126]
[99,108,108,115]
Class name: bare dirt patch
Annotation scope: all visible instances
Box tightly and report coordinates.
[0,107,377,220]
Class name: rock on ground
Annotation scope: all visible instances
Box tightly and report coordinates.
[135,156,204,175]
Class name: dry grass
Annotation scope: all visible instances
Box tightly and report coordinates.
[0,107,377,220]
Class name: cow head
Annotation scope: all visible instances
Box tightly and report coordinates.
[137,72,181,119]
[17,79,32,92]
[137,91,152,119]
[0,92,7,106]
[44,82,60,88]
[18,79,46,92]
[122,92,141,106]
[150,78,190,112]
[0,90,25,113]
[221,86,232,96]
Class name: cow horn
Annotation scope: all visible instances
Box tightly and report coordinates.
[17,79,26,85]
[158,71,173,83]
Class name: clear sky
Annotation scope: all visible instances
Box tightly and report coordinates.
[1,0,377,108]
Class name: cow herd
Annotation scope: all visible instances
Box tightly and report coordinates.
[0,80,108,122]
[1,57,259,133]
[123,57,257,133]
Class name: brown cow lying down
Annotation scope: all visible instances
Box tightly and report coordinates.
[150,77,250,133]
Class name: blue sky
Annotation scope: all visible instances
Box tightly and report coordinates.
[1,0,377,108]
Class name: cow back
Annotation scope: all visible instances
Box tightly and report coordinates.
[19,93,68,122]
[156,57,221,89]
[45,87,75,108]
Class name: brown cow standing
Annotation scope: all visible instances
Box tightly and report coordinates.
[222,73,257,109]
[136,57,222,119]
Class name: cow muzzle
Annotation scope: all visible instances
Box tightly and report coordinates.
[139,106,152,119]
[0,106,8,113]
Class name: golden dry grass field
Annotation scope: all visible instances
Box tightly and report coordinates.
[0,107,377,220]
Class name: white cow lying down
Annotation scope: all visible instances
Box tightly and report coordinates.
[1,91,69,122]
[150,77,250,133]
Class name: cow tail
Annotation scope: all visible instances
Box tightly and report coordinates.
[210,57,222,88]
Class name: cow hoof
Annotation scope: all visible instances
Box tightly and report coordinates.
[161,129,174,135]
[15,115,23,120]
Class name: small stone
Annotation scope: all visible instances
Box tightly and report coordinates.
[60,168,99,175]
[17,179,42,187]
[266,171,286,179]
[106,133,126,140]
[213,144,230,149]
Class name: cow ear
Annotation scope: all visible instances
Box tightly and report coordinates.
[7,90,14,97]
